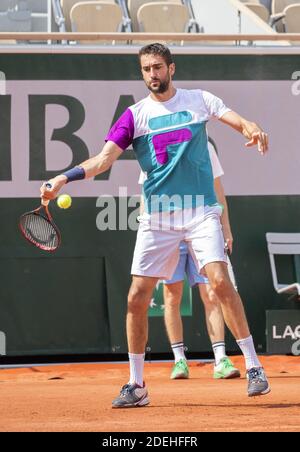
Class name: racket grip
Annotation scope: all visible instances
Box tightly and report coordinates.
[41,182,52,207]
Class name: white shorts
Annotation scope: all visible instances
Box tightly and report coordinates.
[131,205,227,280]
[163,242,237,290]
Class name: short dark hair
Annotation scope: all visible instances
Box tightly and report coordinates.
[138,43,173,66]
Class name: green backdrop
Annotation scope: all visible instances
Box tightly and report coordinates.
[0,50,299,358]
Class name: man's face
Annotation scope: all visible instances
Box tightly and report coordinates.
[140,54,175,94]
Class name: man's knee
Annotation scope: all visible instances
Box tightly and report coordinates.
[210,273,232,297]
[163,283,182,308]
[201,285,219,305]
[128,285,152,314]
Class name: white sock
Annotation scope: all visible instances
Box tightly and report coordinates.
[171,342,186,363]
[212,341,226,366]
[128,353,145,387]
[236,335,261,370]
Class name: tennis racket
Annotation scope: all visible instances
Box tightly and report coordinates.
[19,183,61,252]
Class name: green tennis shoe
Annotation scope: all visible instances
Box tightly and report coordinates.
[171,359,189,380]
[213,356,241,379]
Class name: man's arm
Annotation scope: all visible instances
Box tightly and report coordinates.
[40,141,123,200]
[214,176,233,254]
[220,111,269,155]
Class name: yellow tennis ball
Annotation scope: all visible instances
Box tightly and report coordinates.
[57,194,72,209]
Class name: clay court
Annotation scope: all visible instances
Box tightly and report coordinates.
[0,355,299,432]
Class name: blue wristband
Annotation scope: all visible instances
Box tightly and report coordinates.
[63,166,85,183]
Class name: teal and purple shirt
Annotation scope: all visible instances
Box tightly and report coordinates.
[106,88,231,213]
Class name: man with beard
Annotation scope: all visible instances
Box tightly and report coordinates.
[41,43,270,407]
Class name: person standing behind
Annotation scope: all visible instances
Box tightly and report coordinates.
[139,146,240,380]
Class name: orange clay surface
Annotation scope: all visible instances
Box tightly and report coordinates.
[0,355,299,432]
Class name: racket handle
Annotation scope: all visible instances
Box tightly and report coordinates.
[41,182,52,207]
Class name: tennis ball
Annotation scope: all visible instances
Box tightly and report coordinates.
[57,194,72,209]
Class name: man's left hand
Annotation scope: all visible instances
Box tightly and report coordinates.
[245,131,269,155]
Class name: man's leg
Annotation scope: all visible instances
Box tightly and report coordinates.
[188,206,270,396]
[187,250,239,378]
[113,213,184,407]
[199,283,225,344]
[127,275,158,354]
[204,262,270,396]
[164,282,184,345]
[112,275,158,408]
[164,282,189,379]
[199,283,240,379]
[204,262,249,339]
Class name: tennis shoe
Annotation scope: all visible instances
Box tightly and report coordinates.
[170,359,189,379]
[247,367,271,397]
[112,382,149,408]
[213,356,241,379]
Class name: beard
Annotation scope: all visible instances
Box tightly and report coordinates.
[146,73,170,94]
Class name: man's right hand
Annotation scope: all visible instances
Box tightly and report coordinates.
[40,175,68,202]
[223,226,233,255]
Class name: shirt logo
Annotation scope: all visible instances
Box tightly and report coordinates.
[152,128,192,164]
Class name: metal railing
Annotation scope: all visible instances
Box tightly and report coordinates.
[0,32,299,42]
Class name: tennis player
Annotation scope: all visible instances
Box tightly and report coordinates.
[41,43,270,407]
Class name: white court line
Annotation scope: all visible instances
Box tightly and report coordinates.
[0,359,214,370]
[0,71,6,95]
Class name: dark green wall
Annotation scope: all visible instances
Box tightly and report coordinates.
[0,51,299,358]
[0,195,299,356]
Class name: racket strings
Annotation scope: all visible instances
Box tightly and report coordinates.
[20,213,59,250]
